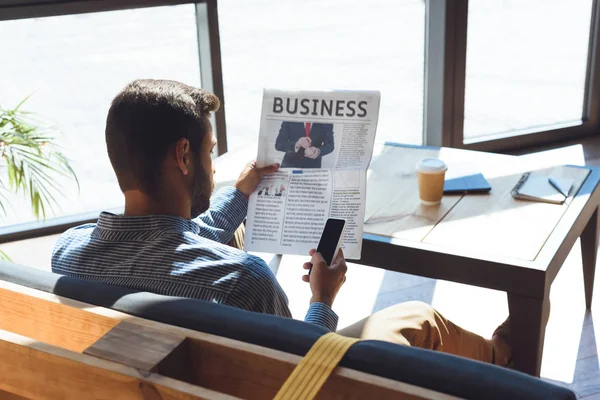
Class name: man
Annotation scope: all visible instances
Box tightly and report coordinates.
[275,121,334,168]
[52,80,512,367]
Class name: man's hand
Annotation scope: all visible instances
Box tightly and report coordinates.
[295,137,312,151]
[302,248,347,307]
[304,146,321,159]
[234,161,279,199]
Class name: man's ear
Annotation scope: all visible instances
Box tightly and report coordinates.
[175,138,191,176]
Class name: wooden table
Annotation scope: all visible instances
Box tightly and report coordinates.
[360,143,600,376]
[214,142,600,376]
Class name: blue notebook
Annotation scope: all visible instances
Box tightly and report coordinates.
[443,173,491,194]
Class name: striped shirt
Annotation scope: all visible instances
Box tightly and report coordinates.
[51,186,338,331]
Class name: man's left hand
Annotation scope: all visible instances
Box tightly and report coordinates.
[304,147,320,159]
[234,161,279,199]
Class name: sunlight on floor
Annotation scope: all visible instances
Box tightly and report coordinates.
[431,281,508,340]
[542,240,587,382]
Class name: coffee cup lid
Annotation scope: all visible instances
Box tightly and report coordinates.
[416,158,448,173]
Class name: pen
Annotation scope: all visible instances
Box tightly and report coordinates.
[548,177,569,197]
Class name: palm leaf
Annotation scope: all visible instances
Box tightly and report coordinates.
[0,95,78,219]
[13,92,35,112]
[0,181,9,216]
[0,249,11,262]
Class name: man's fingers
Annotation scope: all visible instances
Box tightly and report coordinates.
[308,248,316,256]
[311,251,325,265]
[302,275,310,282]
[303,262,312,270]
[255,163,279,175]
[258,163,279,172]
[334,248,344,262]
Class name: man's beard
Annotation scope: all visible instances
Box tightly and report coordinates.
[189,162,213,218]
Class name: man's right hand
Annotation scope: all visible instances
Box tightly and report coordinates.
[302,249,347,307]
[234,161,279,199]
[295,137,312,151]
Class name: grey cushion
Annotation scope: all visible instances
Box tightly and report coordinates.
[0,261,576,400]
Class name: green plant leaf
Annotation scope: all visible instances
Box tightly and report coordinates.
[0,94,78,219]
[0,184,8,216]
[13,92,34,112]
[0,249,11,262]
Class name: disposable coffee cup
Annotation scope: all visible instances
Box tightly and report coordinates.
[416,158,448,206]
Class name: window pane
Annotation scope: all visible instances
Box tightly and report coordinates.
[219,0,425,152]
[0,5,200,227]
[464,0,593,141]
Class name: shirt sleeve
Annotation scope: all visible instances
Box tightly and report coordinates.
[304,302,339,332]
[229,254,339,332]
[193,186,248,244]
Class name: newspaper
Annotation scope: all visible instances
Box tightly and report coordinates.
[244,89,381,259]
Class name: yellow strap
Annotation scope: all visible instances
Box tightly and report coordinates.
[274,333,359,400]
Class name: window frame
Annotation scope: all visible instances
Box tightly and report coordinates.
[0,0,227,153]
[2,0,600,244]
[0,0,227,243]
[424,0,600,152]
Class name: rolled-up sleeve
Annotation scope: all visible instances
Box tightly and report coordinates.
[305,302,338,332]
[194,186,247,244]
[230,255,339,332]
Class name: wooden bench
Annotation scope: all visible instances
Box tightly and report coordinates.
[0,280,458,400]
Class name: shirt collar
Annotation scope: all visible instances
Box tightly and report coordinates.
[96,212,200,235]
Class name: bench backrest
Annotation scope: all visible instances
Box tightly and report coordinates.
[0,280,456,400]
[0,261,578,400]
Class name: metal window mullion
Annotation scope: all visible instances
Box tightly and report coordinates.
[195,0,228,156]
[583,0,600,126]
[423,0,468,148]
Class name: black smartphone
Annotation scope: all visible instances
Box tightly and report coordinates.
[309,218,346,275]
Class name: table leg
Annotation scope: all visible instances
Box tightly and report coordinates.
[507,293,550,376]
[581,207,599,309]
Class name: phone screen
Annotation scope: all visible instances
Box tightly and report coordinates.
[316,218,346,265]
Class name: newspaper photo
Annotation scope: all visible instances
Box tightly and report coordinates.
[244,89,381,259]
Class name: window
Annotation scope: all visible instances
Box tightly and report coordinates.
[463,0,594,142]
[218,0,426,152]
[2,0,600,239]
[0,4,201,227]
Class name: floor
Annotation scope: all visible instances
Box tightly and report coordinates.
[3,137,600,398]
